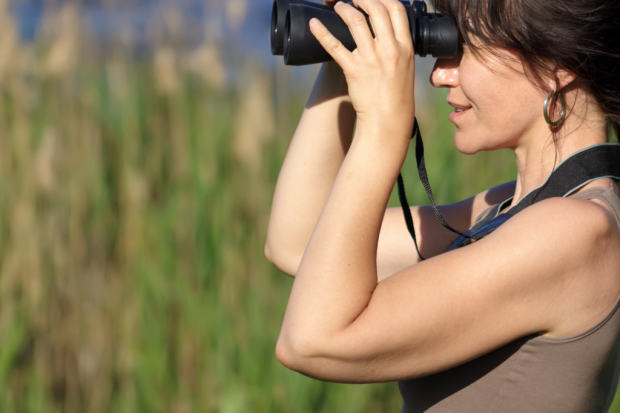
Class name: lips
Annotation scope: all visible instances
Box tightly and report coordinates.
[447,100,472,122]
[448,100,472,111]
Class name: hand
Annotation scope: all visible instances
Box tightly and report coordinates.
[309,0,415,134]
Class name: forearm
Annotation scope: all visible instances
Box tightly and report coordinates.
[278,119,412,354]
[265,62,356,275]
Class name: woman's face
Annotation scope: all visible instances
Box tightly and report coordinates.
[430,45,549,155]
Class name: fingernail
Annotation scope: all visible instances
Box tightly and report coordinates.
[335,1,344,6]
[310,18,320,28]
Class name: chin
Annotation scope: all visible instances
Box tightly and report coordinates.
[454,129,509,155]
[454,131,483,155]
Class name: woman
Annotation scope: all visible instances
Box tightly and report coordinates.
[265,0,620,410]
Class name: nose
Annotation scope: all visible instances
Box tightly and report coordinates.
[430,57,460,88]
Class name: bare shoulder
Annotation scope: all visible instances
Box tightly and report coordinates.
[491,195,620,336]
[489,195,619,276]
[502,196,617,248]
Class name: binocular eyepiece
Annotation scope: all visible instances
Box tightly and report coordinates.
[271,0,459,66]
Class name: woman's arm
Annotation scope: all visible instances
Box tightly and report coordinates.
[265,55,516,281]
[265,62,356,276]
[277,195,620,383]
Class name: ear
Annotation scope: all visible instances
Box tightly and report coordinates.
[530,62,578,94]
[556,68,578,91]
[538,66,577,93]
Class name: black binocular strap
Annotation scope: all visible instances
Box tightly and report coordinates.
[506,144,620,215]
[445,143,620,251]
[397,118,472,261]
[398,123,620,260]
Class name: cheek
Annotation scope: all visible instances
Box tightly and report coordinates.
[454,77,513,152]
[466,71,515,126]
[457,69,544,152]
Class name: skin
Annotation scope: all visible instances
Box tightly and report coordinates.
[265,0,620,383]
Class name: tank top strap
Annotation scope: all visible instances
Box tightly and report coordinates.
[567,184,620,229]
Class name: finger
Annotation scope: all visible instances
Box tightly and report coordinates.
[379,0,413,48]
[333,1,376,54]
[309,18,354,69]
[353,0,398,48]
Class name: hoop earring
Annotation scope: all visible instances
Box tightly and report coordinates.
[544,91,566,127]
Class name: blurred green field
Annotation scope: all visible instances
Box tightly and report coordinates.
[0,2,618,412]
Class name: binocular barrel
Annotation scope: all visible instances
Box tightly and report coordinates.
[271,0,460,66]
[271,0,333,55]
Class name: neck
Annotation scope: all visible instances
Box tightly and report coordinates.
[511,100,608,205]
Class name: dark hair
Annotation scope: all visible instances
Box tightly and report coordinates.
[431,0,620,137]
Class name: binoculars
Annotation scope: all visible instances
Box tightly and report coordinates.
[271,0,459,65]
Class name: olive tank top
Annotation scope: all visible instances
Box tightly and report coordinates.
[399,185,620,413]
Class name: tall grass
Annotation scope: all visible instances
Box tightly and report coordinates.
[0,1,617,412]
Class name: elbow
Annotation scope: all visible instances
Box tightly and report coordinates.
[276,331,365,382]
[275,334,296,370]
[264,241,275,265]
[264,239,300,277]
[275,331,318,373]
